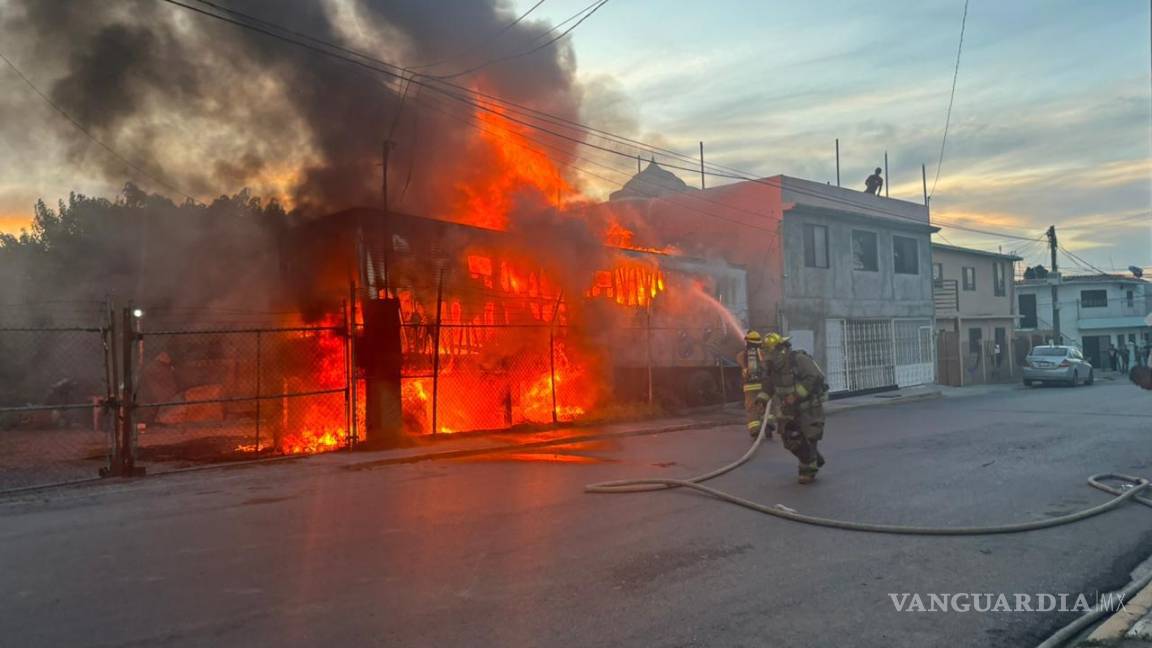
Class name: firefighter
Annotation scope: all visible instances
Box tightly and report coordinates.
[760,332,829,484]
[738,330,771,440]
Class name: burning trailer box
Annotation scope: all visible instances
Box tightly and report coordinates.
[285,207,748,438]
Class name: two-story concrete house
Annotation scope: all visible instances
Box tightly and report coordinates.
[777,178,939,394]
[1015,274,1152,368]
[593,169,939,396]
[930,243,1021,385]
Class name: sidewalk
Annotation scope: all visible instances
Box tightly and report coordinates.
[1072,558,1152,647]
[0,381,995,494]
[335,383,952,471]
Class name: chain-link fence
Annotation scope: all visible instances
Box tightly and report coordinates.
[0,317,115,491]
[398,319,741,436]
[130,318,352,470]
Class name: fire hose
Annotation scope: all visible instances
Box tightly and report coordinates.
[584,405,1152,535]
[584,406,1152,646]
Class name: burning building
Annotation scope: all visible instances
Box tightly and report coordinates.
[286,206,748,441]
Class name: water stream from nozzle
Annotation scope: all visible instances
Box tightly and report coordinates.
[688,284,744,339]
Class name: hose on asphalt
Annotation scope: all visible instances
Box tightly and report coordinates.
[584,409,1152,536]
[1035,566,1152,648]
[585,411,1152,647]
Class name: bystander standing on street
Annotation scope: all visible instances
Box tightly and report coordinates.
[1117,341,1130,373]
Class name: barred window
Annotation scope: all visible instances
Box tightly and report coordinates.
[1081,289,1107,308]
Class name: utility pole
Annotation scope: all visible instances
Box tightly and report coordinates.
[380,140,393,210]
[1047,226,1062,343]
[921,164,929,211]
[835,138,841,187]
[884,151,889,197]
[698,141,706,190]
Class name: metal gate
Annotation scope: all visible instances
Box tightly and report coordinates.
[824,318,934,394]
[0,305,116,491]
[894,319,934,387]
[824,320,848,393]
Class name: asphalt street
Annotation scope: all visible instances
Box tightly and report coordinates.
[2,380,1151,647]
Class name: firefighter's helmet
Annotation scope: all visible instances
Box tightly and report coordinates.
[762,332,791,352]
[744,330,763,346]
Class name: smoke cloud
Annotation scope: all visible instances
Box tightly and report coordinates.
[1,0,585,215]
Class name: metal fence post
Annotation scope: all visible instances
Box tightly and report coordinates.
[255,330,262,452]
[646,306,654,405]
[118,306,142,476]
[348,280,358,446]
[342,298,353,447]
[549,326,558,424]
[101,301,118,476]
[431,268,444,435]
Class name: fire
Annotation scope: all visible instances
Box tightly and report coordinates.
[236,315,349,456]
[588,261,666,307]
[448,106,573,230]
[278,320,348,453]
[602,218,678,255]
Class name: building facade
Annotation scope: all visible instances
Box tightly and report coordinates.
[1016,274,1152,369]
[930,243,1021,385]
[594,169,939,396]
[776,178,938,394]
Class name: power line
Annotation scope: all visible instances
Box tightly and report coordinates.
[0,49,196,202]
[406,0,551,71]
[1059,212,1152,230]
[401,87,784,234]
[929,0,969,199]
[406,84,1046,242]
[159,0,1044,240]
[433,0,611,80]
[1057,243,1112,276]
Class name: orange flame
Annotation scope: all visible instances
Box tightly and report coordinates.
[448,106,572,230]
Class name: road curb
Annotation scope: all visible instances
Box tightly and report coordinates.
[342,420,725,470]
[1079,572,1152,646]
[824,389,943,415]
[2,385,950,496]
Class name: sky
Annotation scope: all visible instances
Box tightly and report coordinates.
[517,0,1152,274]
[1,0,1149,275]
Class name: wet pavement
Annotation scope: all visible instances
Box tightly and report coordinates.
[2,379,1151,647]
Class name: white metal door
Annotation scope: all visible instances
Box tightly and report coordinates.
[893,319,934,387]
[824,319,848,393]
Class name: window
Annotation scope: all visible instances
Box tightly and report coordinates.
[1019,294,1037,328]
[1126,290,1134,308]
[994,263,1006,296]
[852,230,878,271]
[893,236,919,274]
[932,263,943,287]
[803,224,829,268]
[1081,289,1107,308]
[962,266,976,291]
